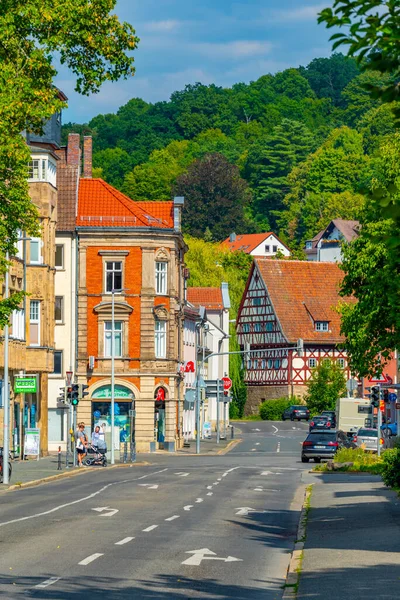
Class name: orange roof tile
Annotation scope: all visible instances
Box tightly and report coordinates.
[254,259,349,343]
[77,179,174,228]
[222,232,289,254]
[187,287,224,310]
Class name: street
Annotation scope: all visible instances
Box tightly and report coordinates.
[0,422,309,599]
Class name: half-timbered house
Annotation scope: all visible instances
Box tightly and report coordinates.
[237,259,351,415]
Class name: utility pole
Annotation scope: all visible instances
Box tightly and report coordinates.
[216,378,220,444]
[377,384,382,457]
[3,253,10,484]
[111,289,115,465]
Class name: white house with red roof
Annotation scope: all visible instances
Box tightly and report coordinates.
[222,232,290,257]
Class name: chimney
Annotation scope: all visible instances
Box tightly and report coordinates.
[229,232,236,242]
[83,136,92,178]
[67,133,80,167]
[173,196,184,231]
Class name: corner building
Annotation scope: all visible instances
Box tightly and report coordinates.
[75,176,186,452]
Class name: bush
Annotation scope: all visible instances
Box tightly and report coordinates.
[229,401,240,419]
[381,448,400,488]
[259,397,295,421]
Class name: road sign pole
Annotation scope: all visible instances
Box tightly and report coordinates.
[377,385,382,457]
[224,401,227,440]
[216,379,220,444]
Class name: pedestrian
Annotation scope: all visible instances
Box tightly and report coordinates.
[76,422,88,467]
[92,425,101,447]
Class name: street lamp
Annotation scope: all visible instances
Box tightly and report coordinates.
[110,287,128,465]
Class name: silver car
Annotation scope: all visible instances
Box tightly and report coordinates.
[354,428,387,452]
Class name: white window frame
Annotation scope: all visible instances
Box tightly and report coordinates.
[55,244,64,269]
[29,300,40,346]
[155,320,167,358]
[264,245,270,253]
[10,309,25,341]
[29,237,42,264]
[155,261,168,295]
[305,241,313,250]
[337,358,346,369]
[315,321,329,332]
[28,155,57,187]
[104,321,123,357]
[105,261,123,294]
[55,296,64,324]
[309,358,317,368]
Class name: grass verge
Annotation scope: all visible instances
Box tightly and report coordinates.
[313,447,383,473]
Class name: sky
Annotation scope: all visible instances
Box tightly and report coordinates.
[58,1,334,124]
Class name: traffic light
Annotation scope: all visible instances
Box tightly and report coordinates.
[69,384,80,406]
[370,386,380,408]
[383,389,389,403]
[79,383,89,400]
[57,387,68,409]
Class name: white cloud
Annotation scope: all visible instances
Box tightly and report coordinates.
[270,4,326,23]
[141,20,181,33]
[193,40,273,59]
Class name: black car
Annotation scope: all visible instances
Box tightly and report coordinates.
[309,415,334,431]
[282,405,310,422]
[301,429,355,463]
[321,410,336,427]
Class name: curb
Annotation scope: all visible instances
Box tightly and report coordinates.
[217,438,242,455]
[2,461,150,493]
[282,485,313,600]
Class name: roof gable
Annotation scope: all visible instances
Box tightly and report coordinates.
[253,259,348,343]
[77,179,174,228]
[222,232,289,254]
[187,287,224,310]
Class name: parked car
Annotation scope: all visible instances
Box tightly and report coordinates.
[309,415,334,431]
[321,410,336,427]
[282,405,310,422]
[381,422,397,437]
[353,428,387,452]
[301,430,355,463]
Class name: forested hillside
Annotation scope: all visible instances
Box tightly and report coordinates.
[63,53,396,250]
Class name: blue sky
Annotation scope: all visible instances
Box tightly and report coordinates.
[59,1,333,124]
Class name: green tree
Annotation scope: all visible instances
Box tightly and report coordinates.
[319,1,400,119]
[306,360,346,414]
[0,0,138,324]
[93,147,133,189]
[341,71,392,126]
[299,53,359,107]
[175,153,252,240]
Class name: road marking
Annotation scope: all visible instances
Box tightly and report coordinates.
[272,425,278,434]
[252,428,261,432]
[115,537,135,545]
[251,449,256,452]
[182,548,243,566]
[165,515,180,522]
[175,472,190,477]
[277,442,281,453]
[143,525,158,532]
[79,553,103,566]
[255,443,260,446]
[138,484,159,489]
[92,506,119,517]
[183,505,193,511]
[236,507,268,516]
[207,485,213,489]
[0,468,169,529]
[207,492,213,496]
[35,578,60,589]
[261,471,273,475]
[195,498,203,503]
[217,478,222,481]
[254,488,263,492]
[213,482,219,485]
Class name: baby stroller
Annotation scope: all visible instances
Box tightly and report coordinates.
[83,439,107,467]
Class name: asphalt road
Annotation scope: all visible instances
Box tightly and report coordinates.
[0,420,309,599]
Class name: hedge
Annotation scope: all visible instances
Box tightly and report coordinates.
[259,397,297,421]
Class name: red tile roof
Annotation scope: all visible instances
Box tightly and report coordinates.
[187,287,224,310]
[77,179,174,228]
[222,232,289,254]
[255,259,349,343]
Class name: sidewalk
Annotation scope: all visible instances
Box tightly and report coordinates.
[297,473,400,600]
[177,434,241,455]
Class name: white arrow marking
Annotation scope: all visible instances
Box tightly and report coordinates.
[182,548,243,566]
[138,483,159,489]
[92,507,119,517]
[272,425,278,433]
[195,498,203,503]
[235,507,268,516]
[183,505,193,511]
[175,472,190,477]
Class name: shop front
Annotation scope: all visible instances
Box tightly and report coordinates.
[91,384,135,458]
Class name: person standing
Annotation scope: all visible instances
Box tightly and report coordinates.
[76,422,88,467]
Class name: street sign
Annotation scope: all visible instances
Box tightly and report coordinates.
[368,374,389,384]
[396,402,400,409]
[14,377,37,394]
[24,428,40,459]
[222,376,232,391]
[205,380,224,398]
[388,393,397,402]
[346,378,358,393]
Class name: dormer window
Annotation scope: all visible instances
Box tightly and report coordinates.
[28,155,57,187]
[315,321,329,332]
[305,241,313,250]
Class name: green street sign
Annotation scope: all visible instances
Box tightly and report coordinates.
[14,377,37,394]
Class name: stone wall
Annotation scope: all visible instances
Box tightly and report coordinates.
[245,385,292,416]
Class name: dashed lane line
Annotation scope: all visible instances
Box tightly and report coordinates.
[115,537,135,545]
[35,578,61,589]
[79,553,104,566]
[165,515,180,521]
[207,492,213,496]
[143,525,158,532]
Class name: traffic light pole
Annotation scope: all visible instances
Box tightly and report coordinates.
[377,385,382,456]
[216,379,220,444]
